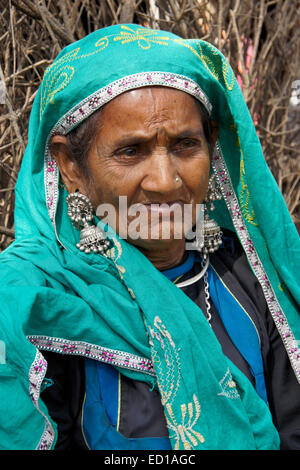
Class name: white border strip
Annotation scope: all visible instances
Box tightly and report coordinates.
[212,144,300,382]
[27,335,155,376]
[29,349,56,450]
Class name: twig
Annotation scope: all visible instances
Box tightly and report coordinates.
[0,226,14,237]
[4,60,51,83]
[248,0,266,77]
[230,1,250,101]
[0,64,26,154]
[59,0,75,42]
[34,0,61,53]
[120,0,136,24]
[0,187,15,193]
[106,0,119,24]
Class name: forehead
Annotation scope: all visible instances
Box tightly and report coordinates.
[98,87,204,132]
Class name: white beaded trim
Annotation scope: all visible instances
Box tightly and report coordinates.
[212,144,300,382]
[27,335,155,375]
[29,349,56,450]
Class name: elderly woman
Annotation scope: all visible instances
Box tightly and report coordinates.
[0,24,299,451]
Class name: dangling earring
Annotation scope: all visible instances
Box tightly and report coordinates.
[194,174,223,255]
[66,190,110,255]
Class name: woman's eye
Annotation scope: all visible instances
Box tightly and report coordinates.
[182,139,198,147]
[124,147,137,157]
[174,139,199,151]
[115,147,137,158]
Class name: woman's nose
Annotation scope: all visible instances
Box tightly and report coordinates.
[141,151,179,195]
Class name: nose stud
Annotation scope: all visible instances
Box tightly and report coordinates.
[175,176,180,183]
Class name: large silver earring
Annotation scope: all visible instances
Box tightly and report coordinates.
[195,174,223,255]
[66,191,110,255]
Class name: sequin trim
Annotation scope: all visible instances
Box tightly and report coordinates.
[27,335,155,375]
[54,72,211,135]
[212,144,300,382]
[29,349,56,450]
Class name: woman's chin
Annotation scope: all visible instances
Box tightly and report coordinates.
[126,230,187,252]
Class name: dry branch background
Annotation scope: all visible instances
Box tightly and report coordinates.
[0,0,300,251]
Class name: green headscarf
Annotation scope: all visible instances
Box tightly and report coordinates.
[0,24,299,450]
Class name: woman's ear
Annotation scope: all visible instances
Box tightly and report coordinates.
[50,135,86,194]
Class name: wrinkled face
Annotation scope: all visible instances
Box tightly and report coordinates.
[70,87,214,250]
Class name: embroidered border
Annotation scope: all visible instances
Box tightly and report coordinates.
[27,335,155,376]
[44,71,211,224]
[29,349,56,450]
[212,144,300,382]
[54,72,212,135]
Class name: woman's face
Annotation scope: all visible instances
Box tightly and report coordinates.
[58,87,216,252]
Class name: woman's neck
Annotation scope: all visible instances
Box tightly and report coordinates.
[137,239,186,271]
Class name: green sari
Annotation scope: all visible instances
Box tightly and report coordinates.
[0,24,299,450]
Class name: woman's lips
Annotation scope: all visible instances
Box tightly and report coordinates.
[118,200,197,239]
[133,201,186,216]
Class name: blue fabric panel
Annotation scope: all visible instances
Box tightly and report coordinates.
[161,248,267,402]
[83,359,172,450]
[162,234,234,282]
[162,251,195,281]
[95,360,119,428]
[207,267,268,403]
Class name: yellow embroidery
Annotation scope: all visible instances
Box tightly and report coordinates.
[40,25,238,118]
[106,237,126,277]
[165,395,205,450]
[223,63,235,91]
[172,40,235,91]
[173,39,202,61]
[273,269,286,293]
[198,42,220,81]
[148,316,205,449]
[94,36,109,50]
[114,25,169,49]
[40,48,80,116]
[40,38,110,117]
[149,316,181,406]
[227,126,258,226]
[239,148,258,226]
